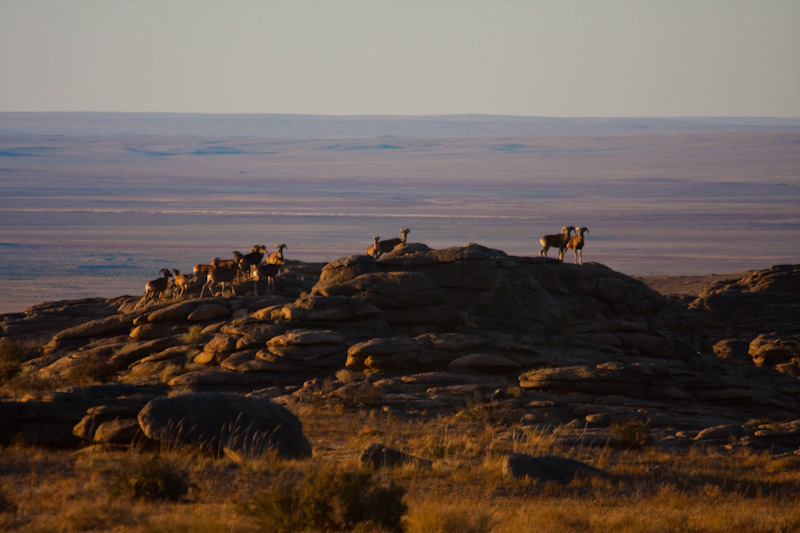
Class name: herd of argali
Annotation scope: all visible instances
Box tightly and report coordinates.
[138,226,590,306]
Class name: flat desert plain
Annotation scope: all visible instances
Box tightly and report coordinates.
[1,114,798,314]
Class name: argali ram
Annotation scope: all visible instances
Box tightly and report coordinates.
[539,226,575,259]
[563,227,589,264]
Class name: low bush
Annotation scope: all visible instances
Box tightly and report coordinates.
[65,357,117,386]
[609,418,651,449]
[109,455,191,502]
[241,466,407,532]
[0,489,17,514]
[0,339,43,383]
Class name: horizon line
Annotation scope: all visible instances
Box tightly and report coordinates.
[2,110,800,121]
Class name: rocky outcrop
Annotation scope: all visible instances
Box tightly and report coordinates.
[749,333,800,375]
[2,248,799,456]
[662,264,800,376]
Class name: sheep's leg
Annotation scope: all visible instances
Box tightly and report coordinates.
[577,249,583,265]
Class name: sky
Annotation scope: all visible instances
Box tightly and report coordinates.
[1,1,799,117]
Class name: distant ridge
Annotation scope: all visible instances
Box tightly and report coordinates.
[1,112,798,139]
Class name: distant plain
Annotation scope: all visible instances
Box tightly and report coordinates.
[1,113,798,314]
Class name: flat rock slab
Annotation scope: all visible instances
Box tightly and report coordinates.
[137,392,312,459]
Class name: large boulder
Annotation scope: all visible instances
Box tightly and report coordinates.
[137,392,312,459]
[317,270,456,327]
[314,255,382,293]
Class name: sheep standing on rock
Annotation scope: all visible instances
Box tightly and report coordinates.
[539,226,575,259]
[171,269,191,299]
[200,258,240,298]
[235,245,267,281]
[266,243,287,265]
[563,227,589,264]
[137,268,172,308]
[193,262,212,284]
[253,262,281,294]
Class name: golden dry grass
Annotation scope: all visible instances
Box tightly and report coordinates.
[1,404,799,532]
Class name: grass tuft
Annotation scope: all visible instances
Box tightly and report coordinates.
[609,418,651,449]
[404,502,495,533]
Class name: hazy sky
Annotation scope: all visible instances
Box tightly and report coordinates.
[1,1,799,117]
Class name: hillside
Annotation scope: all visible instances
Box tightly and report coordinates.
[1,244,798,455]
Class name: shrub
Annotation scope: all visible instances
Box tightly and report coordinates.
[455,401,523,426]
[241,466,407,532]
[0,339,43,382]
[65,358,116,386]
[0,489,17,514]
[109,455,191,502]
[609,418,651,449]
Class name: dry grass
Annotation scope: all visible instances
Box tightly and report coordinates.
[1,403,799,532]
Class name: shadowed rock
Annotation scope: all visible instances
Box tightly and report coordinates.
[137,392,312,459]
[360,443,433,470]
[502,453,608,483]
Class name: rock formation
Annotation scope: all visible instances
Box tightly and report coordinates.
[1,246,799,455]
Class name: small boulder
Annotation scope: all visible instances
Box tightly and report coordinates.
[502,453,607,483]
[360,443,433,470]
